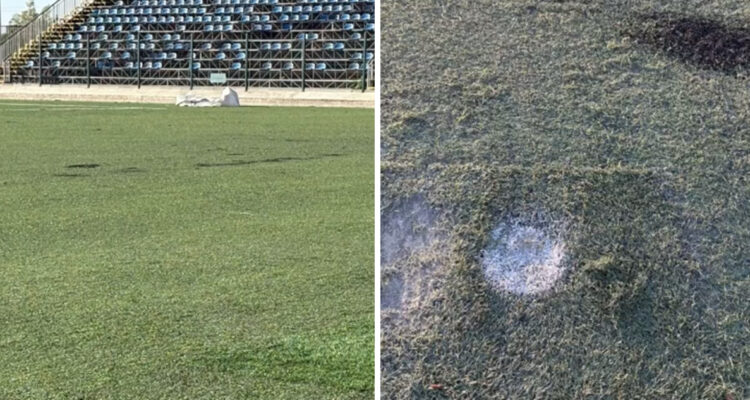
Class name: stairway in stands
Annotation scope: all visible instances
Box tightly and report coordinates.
[0,0,108,82]
[7,0,109,75]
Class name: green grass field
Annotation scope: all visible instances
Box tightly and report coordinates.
[382,1,749,398]
[0,101,374,399]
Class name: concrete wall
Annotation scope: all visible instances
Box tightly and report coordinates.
[0,84,374,108]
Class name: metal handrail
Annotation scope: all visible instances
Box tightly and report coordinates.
[0,0,95,63]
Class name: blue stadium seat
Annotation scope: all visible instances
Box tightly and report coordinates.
[215,52,226,60]
[315,62,326,70]
[231,62,242,70]
[262,61,273,70]
[192,62,201,70]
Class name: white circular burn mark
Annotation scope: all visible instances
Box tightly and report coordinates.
[481,223,566,295]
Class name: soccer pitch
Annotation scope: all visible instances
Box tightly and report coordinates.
[0,101,374,399]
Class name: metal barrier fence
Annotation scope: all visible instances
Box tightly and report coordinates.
[11,30,373,91]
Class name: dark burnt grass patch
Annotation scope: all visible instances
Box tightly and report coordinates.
[116,167,146,174]
[196,153,344,168]
[625,12,750,73]
[66,163,100,169]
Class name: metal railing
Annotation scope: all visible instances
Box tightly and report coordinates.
[0,0,94,63]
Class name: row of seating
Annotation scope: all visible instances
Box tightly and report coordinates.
[56,31,362,42]
[84,12,371,25]
[78,21,372,33]
[44,47,373,60]
[27,59,364,71]
[111,0,371,6]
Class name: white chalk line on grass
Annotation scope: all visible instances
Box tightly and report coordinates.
[0,101,164,107]
[1,105,168,111]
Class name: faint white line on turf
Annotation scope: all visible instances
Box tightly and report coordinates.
[2,107,168,111]
[0,103,166,109]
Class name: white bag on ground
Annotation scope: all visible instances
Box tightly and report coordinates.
[175,93,220,107]
[176,88,240,107]
[220,87,240,107]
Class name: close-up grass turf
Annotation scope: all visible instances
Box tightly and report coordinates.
[0,100,374,399]
[381,1,750,398]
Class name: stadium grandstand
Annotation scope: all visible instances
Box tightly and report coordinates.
[0,0,374,89]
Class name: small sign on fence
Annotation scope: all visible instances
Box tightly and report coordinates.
[210,73,227,84]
